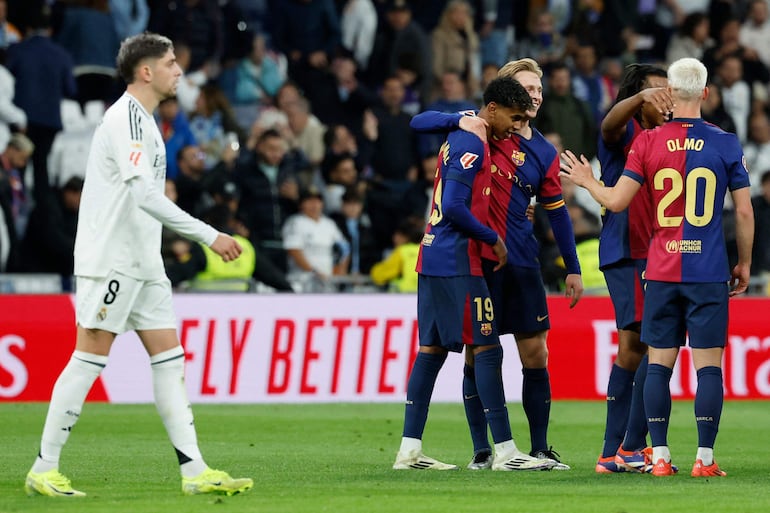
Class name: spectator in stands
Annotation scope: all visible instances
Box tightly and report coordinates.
[0,132,32,272]
[745,110,770,195]
[172,41,217,115]
[235,128,300,272]
[752,170,770,276]
[516,9,568,71]
[537,62,597,160]
[702,81,737,134]
[417,71,477,162]
[189,83,244,169]
[739,0,770,70]
[571,42,614,125]
[715,54,751,143]
[174,145,213,218]
[321,152,359,215]
[430,0,479,103]
[55,0,121,107]
[148,0,223,72]
[331,187,380,276]
[306,53,378,145]
[20,175,82,286]
[703,17,770,88]
[109,0,148,41]
[368,0,432,104]
[0,55,26,153]
[340,0,377,73]
[218,33,286,131]
[0,0,21,48]
[666,11,713,65]
[474,0,515,68]
[323,122,374,178]
[283,97,326,168]
[369,215,422,292]
[6,9,76,189]
[403,149,439,223]
[0,132,32,238]
[157,97,197,181]
[272,0,340,96]
[283,186,350,289]
[371,75,418,183]
[166,204,294,292]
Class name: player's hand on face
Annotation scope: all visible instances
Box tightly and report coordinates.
[640,87,675,117]
[210,233,243,262]
[729,263,751,296]
[459,115,488,143]
[565,273,583,308]
[559,150,592,187]
[491,236,507,271]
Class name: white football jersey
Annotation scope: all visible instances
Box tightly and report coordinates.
[74,93,169,280]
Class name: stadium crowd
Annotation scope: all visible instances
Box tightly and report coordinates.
[1,0,769,293]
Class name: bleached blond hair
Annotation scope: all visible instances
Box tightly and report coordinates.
[667,58,707,100]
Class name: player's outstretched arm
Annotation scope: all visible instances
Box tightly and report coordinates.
[560,150,639,212]
[601,87,673,144]
[127,174,218,246]
[410,111,464,133]
[730,186,755,296]
[210,233,243,262]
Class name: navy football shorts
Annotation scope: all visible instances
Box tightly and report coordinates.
[417,274,500,352]
[482,258,549,335]
[603,258,646,331]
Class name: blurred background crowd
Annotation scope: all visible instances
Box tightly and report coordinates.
[0,0,769,294]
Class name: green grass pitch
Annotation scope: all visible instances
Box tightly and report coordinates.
[2,401,769,512]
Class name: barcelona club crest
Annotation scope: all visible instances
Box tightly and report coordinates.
[511,150,526,167]
[480,322,493,336]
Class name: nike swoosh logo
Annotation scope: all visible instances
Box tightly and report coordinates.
[537,315,548,322]
[464,394,478,400]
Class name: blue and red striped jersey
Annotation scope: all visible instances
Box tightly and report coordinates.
[623,118,750,283]
[480,128,565,267]
[597,118,654,266]
[416,130,496,277]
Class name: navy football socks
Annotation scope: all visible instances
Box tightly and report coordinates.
[402,352,446,439]
[644,363,673,447]
[463,364,491,454]
[474,346,512,444]
[695,366,723,449]
[601,364,634,457]
[522,367,550,452]
[622,354,649,451]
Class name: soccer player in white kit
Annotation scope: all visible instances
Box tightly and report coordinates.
[25,33,252,498]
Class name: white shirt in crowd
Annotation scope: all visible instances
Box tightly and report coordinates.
[282,212,348,277]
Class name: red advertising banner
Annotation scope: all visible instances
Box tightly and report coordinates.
[1,294,768,402]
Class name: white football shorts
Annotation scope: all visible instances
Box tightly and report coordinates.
[75,270,176,334]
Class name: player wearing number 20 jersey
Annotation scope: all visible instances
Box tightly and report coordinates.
[623,118,750,283]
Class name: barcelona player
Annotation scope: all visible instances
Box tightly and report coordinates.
[410,58,581,470]
[594,64,674,473]
[393,77,555,472]
[561,57,754,478]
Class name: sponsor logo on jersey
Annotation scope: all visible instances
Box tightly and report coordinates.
[742,155,749,172]
[460,152,479,169]
[480,322,492,336]
[421,233,435,246]
[129,151,142,166]
[511,150,526,166]
[665,239,702,254]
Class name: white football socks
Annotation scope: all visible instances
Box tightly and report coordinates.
[399,437,422,454]
[31,350,108,473]
[150,346,206,477]
[652,445,671,463]
[696,447,714,466]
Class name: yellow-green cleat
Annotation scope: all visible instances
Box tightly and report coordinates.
[25,469,86,497]
[182,468,253,496]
